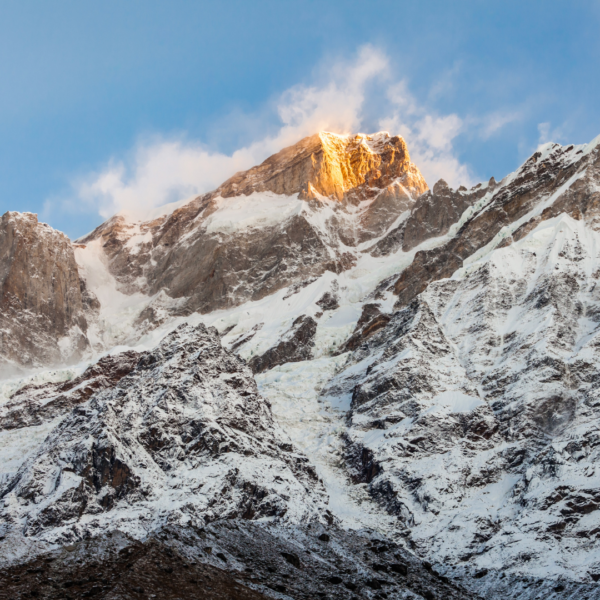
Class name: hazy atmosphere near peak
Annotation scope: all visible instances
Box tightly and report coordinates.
[0,0,599,239]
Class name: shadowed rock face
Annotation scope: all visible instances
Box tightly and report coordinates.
[390,142,600,308]
[0,212,91,370]
[370,177,496,257]
[401,178,494,252]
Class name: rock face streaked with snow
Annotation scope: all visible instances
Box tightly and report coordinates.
[2,131,600,598]
[0,323,328,550]
[333,215,600,581]
[391,139,600,308]
[0,212,93,372]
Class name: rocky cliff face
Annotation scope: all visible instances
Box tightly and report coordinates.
[325,213,600,585]
[217,131,427,203]
[74,132,428,334]
[0,212,93,372]
[390,141,600,308]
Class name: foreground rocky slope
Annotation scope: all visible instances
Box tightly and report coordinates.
[0,523,478,600]
[0,323,328,553]
[0,325,475,600]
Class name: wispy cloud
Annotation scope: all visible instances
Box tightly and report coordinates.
[477,109,524,140]
[53,44,518,222]
[537,121,567,147]
[66,46,390,220]
[379,81,474,187]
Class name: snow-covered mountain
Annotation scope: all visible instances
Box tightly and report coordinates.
[1,130,600,599]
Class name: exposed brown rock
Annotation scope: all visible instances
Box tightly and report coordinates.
[340,303,391,352]
[249,315,317,373]
[316,291,340,312]
[391,143,600,308]
[0,212,91,371]
[372,177,492,257]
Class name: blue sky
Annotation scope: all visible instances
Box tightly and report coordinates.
[1,0,599,239]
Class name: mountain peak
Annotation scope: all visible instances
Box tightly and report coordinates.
[217,130,428,202]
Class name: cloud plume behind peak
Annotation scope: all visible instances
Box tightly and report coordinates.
[57,45,510,224]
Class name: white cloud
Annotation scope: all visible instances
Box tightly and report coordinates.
[61,44,517,222]
[380,82,474,188]
[72,45,391,220]
[76,141,258,220]
[537,121,566,147]
[276,45,389,139]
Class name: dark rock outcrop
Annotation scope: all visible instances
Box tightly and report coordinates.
[371,177,492,257]
[401,178,490,252]
[316,290,340,312]
[340,303,391,352]
[0,523,478,600]
[249,315,317,373]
